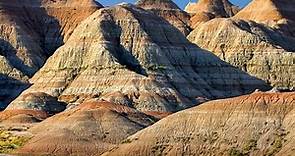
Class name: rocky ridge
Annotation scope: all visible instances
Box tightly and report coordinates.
[136,0,192,36]
[234,0,295,37]
[0,0,102,108]
[185,0,240,28]
[6,4,270,114]
[104,92,295,156]
[16,100,155,156]
[188,0,295,89]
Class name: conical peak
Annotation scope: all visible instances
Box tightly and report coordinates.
[41,0,103,7]
[235,0,295,22]
[185,0,240,17]
[136,0,181,10]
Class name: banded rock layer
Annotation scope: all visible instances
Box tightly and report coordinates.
[8,4,269,113]
[188,9,295,89]
[185,0,240,28]
[16,101,155,156]
[235,0,295,37]
[136,0,191,36]
[0,0,102,108]
[105,92,295,156]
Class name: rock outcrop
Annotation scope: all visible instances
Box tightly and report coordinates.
[7,4,270,114]
[0,109,48,125]
[188,2,295,89]
[104,92,295,156]
[136,0,191,36]
[185,0,240,28]
[6,92,66,114]
[0,0,102,108]
[235,0,295,37]
[16,101,155,156]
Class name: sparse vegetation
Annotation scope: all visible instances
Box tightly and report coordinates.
[243,139,257,154]
[147,64,167,71]
[228,139,258,156]
[229,148,244,156]
[266,136,284,156]
[0,130,30,153]
[121,138,132,144]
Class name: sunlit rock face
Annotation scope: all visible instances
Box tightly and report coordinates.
[104,92,295,156]
[234,0,295,37]
[188,0,295,90]
[184,0,240,28]
[7,4,269,113]
[136,0,192,36]
[0,0,102,108]
[16,100,156,156]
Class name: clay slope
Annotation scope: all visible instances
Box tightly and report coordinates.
[7,4,270,113]
[188,17,295,89]
[16,101,155,156]
[136,0,191,36]
[0,0,102,108]
[0,92,65,126]
[235,0,295,37]
[185,0,240,28]
[104,92,295,156]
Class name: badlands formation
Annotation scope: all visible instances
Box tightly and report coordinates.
[136,0,192,35]
[188,0,295,89]
[16,101,155,155]
[105,92,295,156]
[0,0,102,108]
[185,0,240,28]
[0,0,294,155]
[6,2,269,114]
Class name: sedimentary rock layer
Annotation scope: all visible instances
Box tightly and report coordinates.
[188,18,295,89]
[104,92,295,156]
[235,0,295,37]
[136,0,191,36]
[185,0,240,28]
[8,4,270,113]
[16,101,155,156]
[0,0,102,108]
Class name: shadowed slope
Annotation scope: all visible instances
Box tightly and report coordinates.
[0,0,103,108]
[7,4,270,114]
[235,0,295,37]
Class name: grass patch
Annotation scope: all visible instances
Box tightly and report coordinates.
[121,138,132,144]
[0,130,30,153]
[266,136,284,156]
[228,148,245,156]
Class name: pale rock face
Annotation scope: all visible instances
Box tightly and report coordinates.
[136,0,192,36]
[16,101,155,156]
[104,92,295,156]
[8,4,270,113]
[188,18,295,89]
[234,0,295,37]
[0,0,102,108]
[184,0,240,28]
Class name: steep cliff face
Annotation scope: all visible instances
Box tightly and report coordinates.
[0,0,102,108]
[136,0,191,36]
[184,0,240,28]
[235,0,295,37]
[104,92,295,156]
[188,18,295,89]
[16,101,155,156]
[7,4,269,113]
